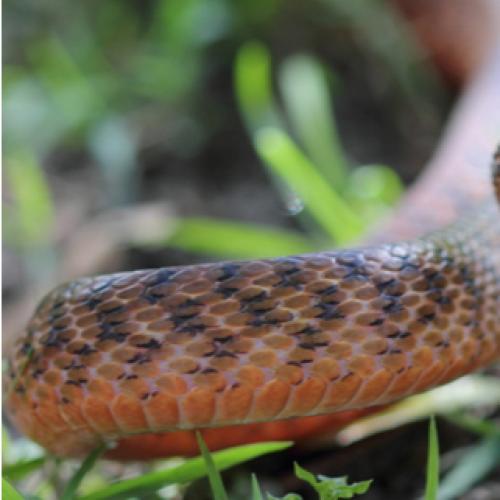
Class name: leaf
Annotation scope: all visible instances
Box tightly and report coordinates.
[80,441,292,500]
[234,41,283,133]
[165,217,316,258]
[424,416,440,500]
[2,478,25,500]
[255,127,364,244]
[60,444,106,500]
[196,432,229,500]
[437,437,500,500]
[251,474,264,500]
[279,53,347,188]
[294,463,372,499]
[3,457,46,481]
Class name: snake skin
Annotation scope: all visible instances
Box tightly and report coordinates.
[5,190,500,457]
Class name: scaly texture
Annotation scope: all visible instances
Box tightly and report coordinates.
[5,197,500,458]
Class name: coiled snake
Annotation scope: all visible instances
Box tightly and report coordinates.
[5,30,500,463]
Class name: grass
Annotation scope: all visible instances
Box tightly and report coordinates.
[4,411,500,499]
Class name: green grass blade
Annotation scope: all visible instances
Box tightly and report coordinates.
[3,457,46,481]
[60,444,106,500]
[424,416,440,500]
[165,217,317,258]
[255,127,364,244]
[279,53,347,188]
[437,437,500,500]
[80,441,292,500]
[234,41,283,133]
[196,432,229,500]
[2,478,25,500]
[251,474,264,500]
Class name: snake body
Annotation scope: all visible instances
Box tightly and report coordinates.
[5,42,500,462]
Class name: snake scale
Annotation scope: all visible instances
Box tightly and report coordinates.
[5,34,500,463]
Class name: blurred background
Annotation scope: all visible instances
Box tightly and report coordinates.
[6,0,495,498]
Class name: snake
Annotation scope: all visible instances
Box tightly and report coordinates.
[5,26,500,463]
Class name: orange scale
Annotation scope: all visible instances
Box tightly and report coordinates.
[384,365,422,399]
[287,377,326,414]
[348,355,376,378]
[169,357,199,374]
[135,308,164,322]
[97,300,123,313]
[155,373,188,395]
[354,286,379,300]
[351,369,393,405]
[119,377,150,398]
[110,394,148,432]
[186,340,216,357]
[88,378,116,400]
[276,364,304,385]
[254,274,281,287]
[182,387,216,426]
[394,335,417,351]
[117,286,143,300]
[132,361,161,378]
[193,371,227,392]
[263,334,294,350]
[181,279,212,294]
[241,261,272,276]
[97,363,124,381]
[219,384,254,422]
[76,314,99,328]
[36,400,69,433]
[236,365,265,388]
[195,292,223,305]
[209,300,240,315]
[240,326,270,338]
[300,306,323,319]
[208,355,239,371]
[311,358,341,380]
[60,382,84,401]
[381,352,408,373]
[59,400,88,428]
[268,286,296,299]
[337,301,363,315]
[284,295,312,309]
[401,294,422,307]
[325,342,352,359]
[318,318,345,331]
[251,379,290,420]
[249,350,278,368]
[72,304,93,315]
[288,347,315,364]
[407,320,427,335]
[234,286,265,301]
[144,392,179,430]
[111,347,138,363]
[321,373,363,410]
[362,338,388,355]
[413,360,447,392]
[53,352,74,369]
[304,279,334,293]
[43,370,62,386]
[225,312,253,327]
